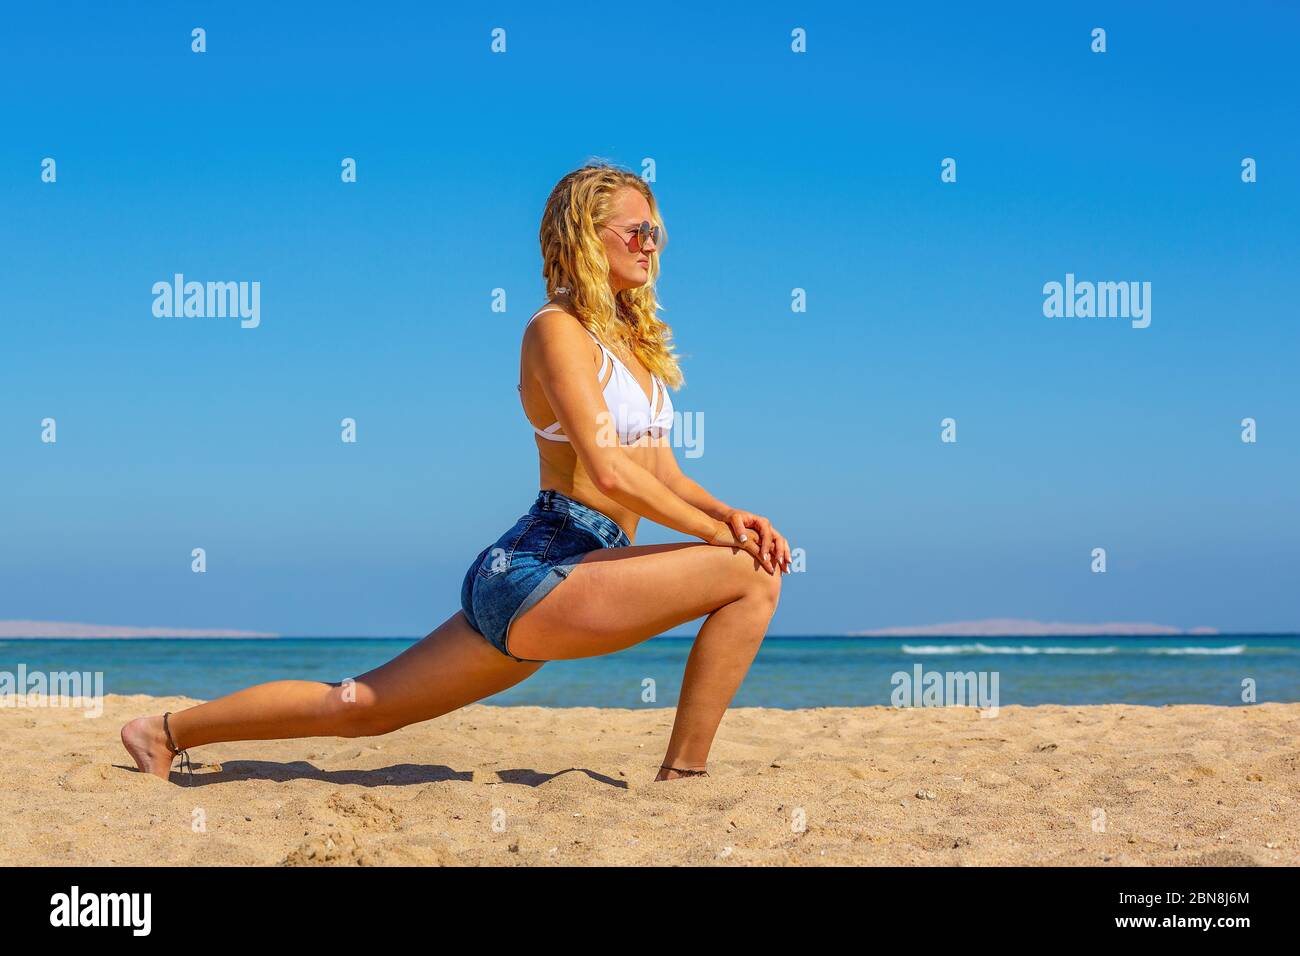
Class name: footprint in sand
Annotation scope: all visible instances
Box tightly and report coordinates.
[281,828,461,867]
[282,829,372,866]
[58,760,115,793]
[323,792,402,832]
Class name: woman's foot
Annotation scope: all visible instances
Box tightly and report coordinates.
[120,716,179,781]
[655,764,710,782]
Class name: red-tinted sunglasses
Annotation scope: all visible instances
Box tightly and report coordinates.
[602,220,662,252]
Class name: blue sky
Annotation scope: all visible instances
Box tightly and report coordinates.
[2,1,1297,635]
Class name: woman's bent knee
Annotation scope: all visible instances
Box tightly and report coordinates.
[714,547,781,611]
[742,558,783,608]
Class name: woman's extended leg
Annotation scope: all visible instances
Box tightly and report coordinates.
[120,611,542,781]
[507,541,782,780]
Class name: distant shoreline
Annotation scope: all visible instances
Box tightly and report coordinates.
[0,634,284,640]
[0,623,278,639]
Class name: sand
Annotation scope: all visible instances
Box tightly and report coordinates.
[3,695,1297,866]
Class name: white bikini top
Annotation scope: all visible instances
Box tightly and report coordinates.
[519,306,675,445]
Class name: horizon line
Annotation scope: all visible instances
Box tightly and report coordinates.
[3,632,1298,641]
[2,617,1295,640]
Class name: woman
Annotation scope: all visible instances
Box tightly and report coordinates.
[121,162,790,784]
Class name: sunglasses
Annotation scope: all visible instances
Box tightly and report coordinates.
[602,220,662,253]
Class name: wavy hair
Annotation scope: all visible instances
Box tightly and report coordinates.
[538,162,682,388]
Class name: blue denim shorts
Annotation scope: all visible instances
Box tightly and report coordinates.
[460,489,631,662]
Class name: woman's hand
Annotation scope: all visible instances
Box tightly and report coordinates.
[722,509,792,575]
[704,520,770,569]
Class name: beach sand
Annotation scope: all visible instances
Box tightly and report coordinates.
[3,694,1297,866]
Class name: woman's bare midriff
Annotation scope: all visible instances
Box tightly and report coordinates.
[536,438,661,544]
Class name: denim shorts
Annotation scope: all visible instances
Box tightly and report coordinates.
[460,489,631,662]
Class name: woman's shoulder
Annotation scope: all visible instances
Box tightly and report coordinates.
[526,301,579,325]
[523,304,600,362]
[525,303,590,340]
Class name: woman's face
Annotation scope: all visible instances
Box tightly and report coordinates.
[599,186,659,293]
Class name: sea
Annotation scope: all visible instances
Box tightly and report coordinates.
[2,635,1297,709]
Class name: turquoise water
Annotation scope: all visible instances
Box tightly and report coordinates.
[2,635,1296,708]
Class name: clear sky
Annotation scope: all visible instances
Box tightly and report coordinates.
[2,1,1297,635]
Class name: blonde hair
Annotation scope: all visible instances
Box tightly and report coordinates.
[539,161,683,388]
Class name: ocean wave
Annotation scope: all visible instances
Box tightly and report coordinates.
[902,644,1118,655]
[900,643,1246,656]
[1145,645,1246,655]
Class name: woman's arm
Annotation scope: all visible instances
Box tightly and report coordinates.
[651,440,733,520]
[526,311,763,560]
[651,441,793,574]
